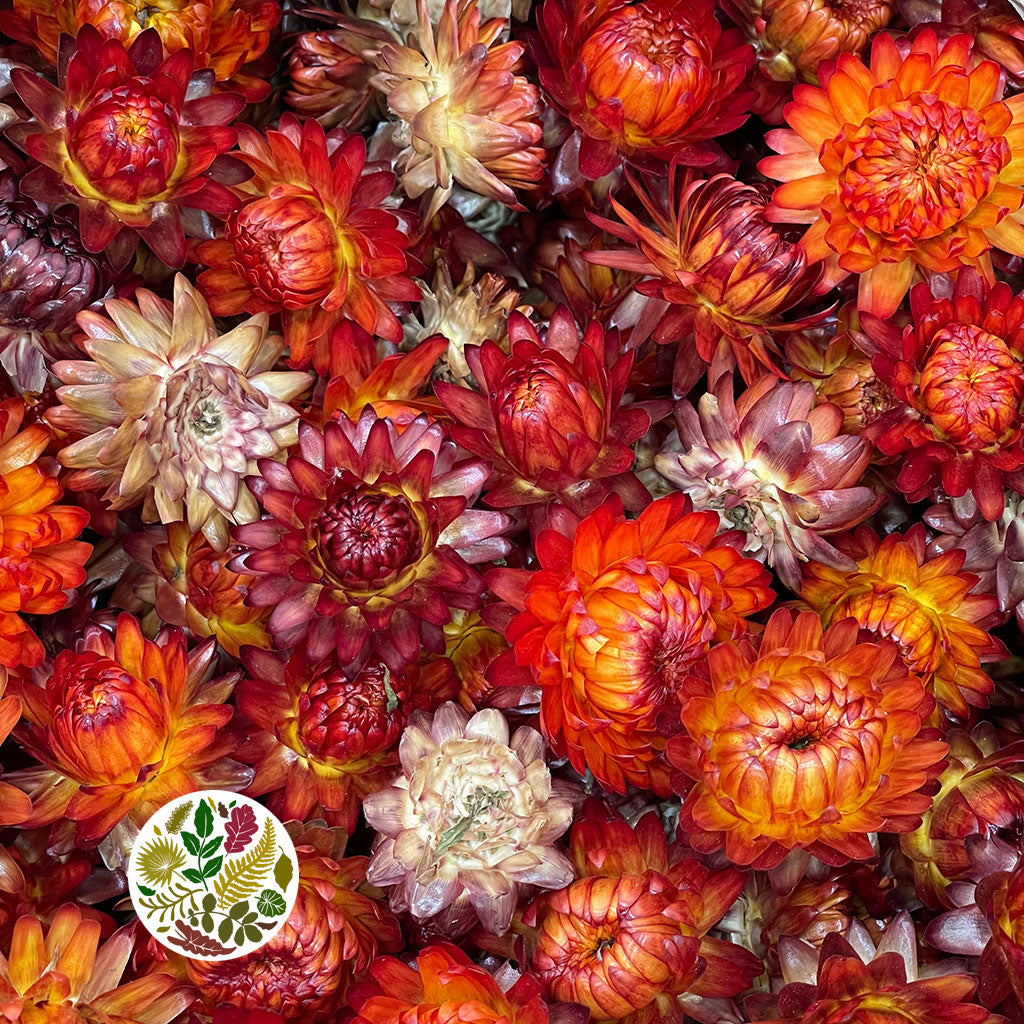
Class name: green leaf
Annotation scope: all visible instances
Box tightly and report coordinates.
[202,894,216,912]
[157,926,169,933]
[137,885,156,896]
[229,901,249,920]
[202,856,223,879]
[234,927,245,945]
[182,869,204,884]
[194,801,214,839]
[219,917,233,942]
[201,913,214,933]
[242,912,257,924]
[243,925,262,942]
[200,837,223,858]
[256,890,287,917]
[181,832,200,856]
[165,801,192,835]
[273,852,293,891]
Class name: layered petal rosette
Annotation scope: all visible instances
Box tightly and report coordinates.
[490,493,774,795]
[667,609,948,868]
[656,373,881,591]
[534,0,755,181]
[231,410,512,672]
[8,27,243,268]
[800,525,1007,716]
[761,30,1024,316]
[435,307,668,516]
[46,275,311,550]
[195,116,420,370]
[363,702,575,936]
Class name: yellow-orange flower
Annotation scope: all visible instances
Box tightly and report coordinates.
[668,609,948,869]
[800,525,1007,717]
[761,30,1024,317]
[491,493,774,795]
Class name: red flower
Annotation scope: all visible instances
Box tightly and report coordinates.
[9,27,242,268]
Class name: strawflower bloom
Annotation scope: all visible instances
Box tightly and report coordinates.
[667,609,948,869]
[195,115,420,370]
[490,493,774,795]
[350,943,551,1024]
[656,373,881,591]
[527,803,761,1024]
[861,271,1024,521]
[232,411,512,671]
[761,30,1024,317]
[46,275,311,550]
[363,702,575,936]
[12,613,242,845]
[587,173,829,387]
[748,912,1000,1024]
[800,525,1007,716]
[187,823,402,1020]
[435,307,668,515]
[0,904,193,1024]
[116,524,270,657]
[534,0,755,181]
[0,399,91,670]
[8,27,243,269]
[0,0,281,100]
[237,644,457,831]
[370,0,545,217]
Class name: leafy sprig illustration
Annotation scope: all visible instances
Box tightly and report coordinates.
[179,800,223,890]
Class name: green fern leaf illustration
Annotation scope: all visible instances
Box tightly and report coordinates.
[213,820,276,909]
[165,801,193,834]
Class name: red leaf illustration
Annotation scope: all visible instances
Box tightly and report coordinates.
[167,921,236,957]
[224,804,259,852]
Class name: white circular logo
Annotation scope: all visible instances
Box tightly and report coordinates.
[128,792,299,962]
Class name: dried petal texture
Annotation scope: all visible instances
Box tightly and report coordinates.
[9,27,244,269]
[196,115,420,369]
[799,525,1007,716]
[362,702,575,936]
[863,270,1024,521]
[350,943,551,1024]
[492,493,774,795]
[46,275,310,550]
[587,174,829,387]
[0,904,191,1024]
[668,609,948,869]
[436,307,667,515]
[370,0,545,217]
[237,645,457,832]
[0,400,91,671]
[231,410,512,672]
[657,373,881,591]
[0,0,280,100]
[761,30,1024,317]
[535,0,755,181]
[12,613,239,843]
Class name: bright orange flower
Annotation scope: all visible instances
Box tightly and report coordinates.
[0,399,91,671]
[800,525,1007,716]
[195,115,420,370]
[0,904,192,1024]
[668,609,948,869]
[0,0,280,100]
[13,614,242,846]
[350,944,550,1024]
[761,30,1024,317]
[490,493,774,795]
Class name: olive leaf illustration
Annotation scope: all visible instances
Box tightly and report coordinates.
[165,801,193,835]
[213,819,276,908]
[135,836,188,887]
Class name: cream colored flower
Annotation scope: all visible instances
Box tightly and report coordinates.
[363,701,574,936]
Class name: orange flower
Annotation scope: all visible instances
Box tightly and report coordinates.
[0,904,192,1024]
[0,399,91,671]
[761,30,1024,317]
[668,609,948,869]
[0,0,280,101]
[799,525,1007,716]
[350,944,550,1024]
[13,614,242,845]
[491,493,774,795]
